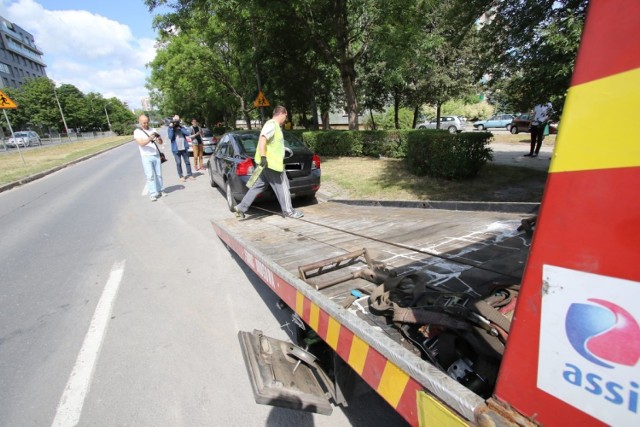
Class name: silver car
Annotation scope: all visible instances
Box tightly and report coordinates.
[7,131,41,147]
[415,116,466,133]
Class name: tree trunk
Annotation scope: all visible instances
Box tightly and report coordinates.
[435,102,442,130]
[369,109,376,130]
[394,89,400,129]
[321,110,330,130]
[340,60,359,130]
[310,93,319,131]
[412,105,420,129]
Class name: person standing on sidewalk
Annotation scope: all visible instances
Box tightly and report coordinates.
[234,106,303,219]
[167,115,195,182]
[133,114,164,201]
[525,102,553,157]
[190,118,205,171]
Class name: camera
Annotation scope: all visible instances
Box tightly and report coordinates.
[172,120,181,128]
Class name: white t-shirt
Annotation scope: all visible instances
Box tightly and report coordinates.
[260,121,277,140]
[175,130,187,151]
[533,103,552,123]
[134,127,160,156]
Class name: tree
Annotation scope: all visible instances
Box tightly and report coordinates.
[472,0,588,114]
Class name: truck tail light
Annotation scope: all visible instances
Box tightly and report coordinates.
[236,158,254,176]
[311,154,321,170]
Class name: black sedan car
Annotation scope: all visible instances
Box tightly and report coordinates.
[207,130,321,211]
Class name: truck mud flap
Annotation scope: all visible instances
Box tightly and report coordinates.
[237,330,333,415]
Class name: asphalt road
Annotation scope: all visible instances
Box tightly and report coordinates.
[0,135,407,426]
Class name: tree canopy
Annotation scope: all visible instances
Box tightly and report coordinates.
[144,0,587,128]
[2,77,136,136]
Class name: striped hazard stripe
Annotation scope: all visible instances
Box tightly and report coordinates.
[295,292,468,426]
[496,1,640,425]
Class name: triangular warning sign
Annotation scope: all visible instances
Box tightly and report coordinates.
[253,91,270,108]
[0,90,17,109]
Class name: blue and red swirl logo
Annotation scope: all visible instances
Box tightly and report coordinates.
[565,299,640,369]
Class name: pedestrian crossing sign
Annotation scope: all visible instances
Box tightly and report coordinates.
[253,91,270,108]
[0,90,17,109]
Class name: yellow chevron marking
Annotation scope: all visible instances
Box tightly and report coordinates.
[377,361,410,408]
[418,391,468,426]
[348,335,370,375]
[309,303,319,331]
[295,291,304,316]
[326,317,341,350]
[551,68,640,173]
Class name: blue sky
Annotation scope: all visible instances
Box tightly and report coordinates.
[0,0,171,108]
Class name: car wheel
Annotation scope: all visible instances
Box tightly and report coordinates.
[510,126,518,134]
[208,164,217,188]
[477,124,485,131]
[225,181,235,212]
[448,126,457,134]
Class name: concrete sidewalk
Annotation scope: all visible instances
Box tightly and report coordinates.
[490,141,554,171]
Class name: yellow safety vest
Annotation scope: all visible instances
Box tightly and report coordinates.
[256,119,284,172]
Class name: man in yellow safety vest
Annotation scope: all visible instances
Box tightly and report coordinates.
[234,106,304,219]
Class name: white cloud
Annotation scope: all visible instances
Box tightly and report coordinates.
[0,0,157,108]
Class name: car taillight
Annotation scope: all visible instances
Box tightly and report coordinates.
[311,154,321,170]
[236,158,254,176]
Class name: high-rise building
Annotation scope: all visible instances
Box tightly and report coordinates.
[0,16,47,89]
[141,97,151,111]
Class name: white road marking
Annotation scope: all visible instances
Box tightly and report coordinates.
[141,184,148,196]
[51,261,126,427]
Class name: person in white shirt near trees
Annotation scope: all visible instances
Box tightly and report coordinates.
[133,114,164,202]
[525,102,553,157]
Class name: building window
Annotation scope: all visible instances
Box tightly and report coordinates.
[0,63,10,74]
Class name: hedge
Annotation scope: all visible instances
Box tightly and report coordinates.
[406,130,493,179]
[297,129,493,180]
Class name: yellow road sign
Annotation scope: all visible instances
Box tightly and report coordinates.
[0,90,17,109]
[253,91,270,108]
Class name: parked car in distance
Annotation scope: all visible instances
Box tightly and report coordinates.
[187,128,218,156]
[7,131,41,147]
[207,130,321,211]
[415,116,466,133]
[473,114,514,131]
[509,114,558,135]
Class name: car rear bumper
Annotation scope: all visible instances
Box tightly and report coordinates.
[230,169,321,202]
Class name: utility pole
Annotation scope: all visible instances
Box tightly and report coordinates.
[53,85,71,140]
[104,105,112,133]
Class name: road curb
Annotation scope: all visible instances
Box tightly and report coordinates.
[0,139,132,194]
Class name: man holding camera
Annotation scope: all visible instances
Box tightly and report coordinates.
[134,114,164,201]
[167,115,195,182]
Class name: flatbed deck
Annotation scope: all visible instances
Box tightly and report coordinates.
[213,201,534,425]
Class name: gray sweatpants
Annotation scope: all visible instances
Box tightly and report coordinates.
[236,167,293,215]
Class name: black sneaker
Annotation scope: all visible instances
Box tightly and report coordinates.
[233,206,245,219]
[523,153,533,157]
[286,209,304,219]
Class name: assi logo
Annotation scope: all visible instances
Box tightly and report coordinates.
[565,298,640,369]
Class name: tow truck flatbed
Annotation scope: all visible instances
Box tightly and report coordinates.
[213,201,534,425]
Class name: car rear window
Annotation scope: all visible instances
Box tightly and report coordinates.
[14,132,28,137]
[202,129,213,137]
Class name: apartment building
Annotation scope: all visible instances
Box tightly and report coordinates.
[0,16,46,89]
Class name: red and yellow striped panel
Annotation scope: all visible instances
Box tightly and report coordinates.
[295,293,468,426]
[496,1,640,425]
